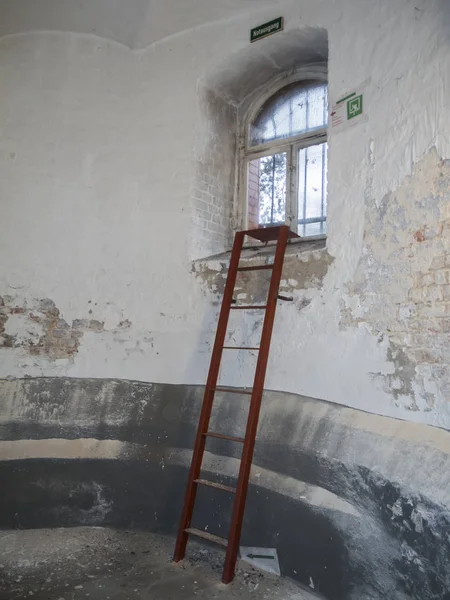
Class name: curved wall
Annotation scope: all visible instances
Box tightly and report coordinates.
[1,377,449,599]
[2,0,450,425]
[2,3,450,599]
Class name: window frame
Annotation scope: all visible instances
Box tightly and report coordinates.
[236,66,328,238]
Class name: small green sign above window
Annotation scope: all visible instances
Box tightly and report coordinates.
[250,17,284,43]
[347,94,363,120]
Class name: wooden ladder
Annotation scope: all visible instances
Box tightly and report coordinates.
[173,225,298,583]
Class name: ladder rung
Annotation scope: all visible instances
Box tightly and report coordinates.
[203,432,245,443]
[223,346,259,350]
[230,305,267,310]
[213,386,252,395]
[185,527,227,547]
[194,479,236,494]
[237,264,273,272]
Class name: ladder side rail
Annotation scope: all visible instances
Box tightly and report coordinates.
[173,230,245,562]
[222,225,290,583]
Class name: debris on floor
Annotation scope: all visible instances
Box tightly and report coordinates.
[0,527,321,600]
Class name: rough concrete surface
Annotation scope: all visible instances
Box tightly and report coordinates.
[0,527,320,600]
[2,379,450,599]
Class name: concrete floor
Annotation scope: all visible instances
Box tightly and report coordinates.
[0,527,321,600]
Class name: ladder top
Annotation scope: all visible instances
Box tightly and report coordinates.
[242,225,300,243]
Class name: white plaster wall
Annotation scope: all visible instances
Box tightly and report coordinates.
[1,0,450,428]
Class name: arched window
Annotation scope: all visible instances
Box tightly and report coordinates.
[244,79,328,237]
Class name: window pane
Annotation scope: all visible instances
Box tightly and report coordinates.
[297,142,328,237]
[250,81,327,146]
[247,153,287,229]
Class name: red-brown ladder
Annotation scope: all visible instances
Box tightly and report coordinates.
[173,225,298,583]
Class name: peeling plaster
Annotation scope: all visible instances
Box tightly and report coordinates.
[342,149,450,416]
[2,2,450,428]
[0,296,104,361]
[193,240,333,305]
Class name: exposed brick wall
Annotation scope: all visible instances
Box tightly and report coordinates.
[0,296,104,360]
[341,149,450,414]
[191,87,237,258]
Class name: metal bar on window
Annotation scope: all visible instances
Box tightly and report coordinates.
[302,147,308,231]
[321,89,327,235]
[287,144,296,231]
[245,130,326,159]
[305,88,310,132]
[321,143,326,234]
[320,87,328,233]
[289,96,293,138]
[269,116,277,145]
[297,216,327,225]
[270,154,276,224]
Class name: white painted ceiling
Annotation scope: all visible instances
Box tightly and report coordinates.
[0,0,328,107]
[204,27,328,105]
[0,0,287,49]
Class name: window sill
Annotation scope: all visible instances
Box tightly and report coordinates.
[193,234,332,300]
[195,234,327,265]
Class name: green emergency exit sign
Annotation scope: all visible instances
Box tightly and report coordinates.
[250,17,284,43]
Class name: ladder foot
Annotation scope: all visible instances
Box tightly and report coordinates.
[173,532,188,563]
